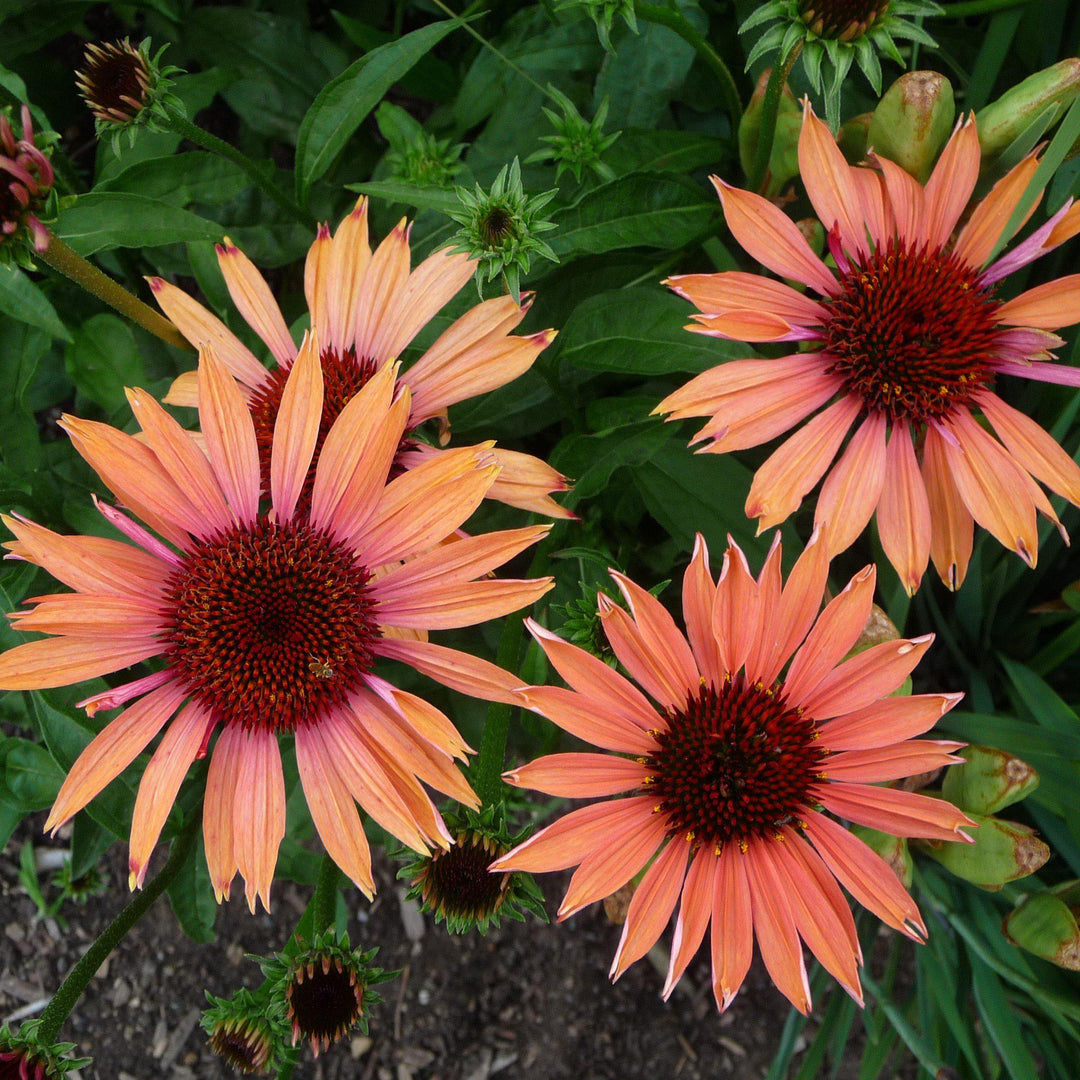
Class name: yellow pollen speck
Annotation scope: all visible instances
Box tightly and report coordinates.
[773,831,785,842]
[642,776,654,786]
[685,830,695,843]
[810,730,821,740]
[738,840,748,853]
[714,843,723,857]
[652,804,663,814]
[647,728,662,739]
[636,756,649,765]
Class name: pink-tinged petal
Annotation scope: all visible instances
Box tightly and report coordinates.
[710,842,753,1011]
[742,841,812,1013]
[814,410,887,555]
[491,796,658,874]
[667,271,828,325]
[78,669,174,718]
[663,844,718,998]
[655,353,827,421]
[374,576,553,630]
[351,447,499,565]
[954,154,1041,269]
[10,593,164,638]
[524,618,659,731]
[996,359,1080,387]
[688,311,819,342]
[783,565,876,707]
[146,277,269,389]
[818,692,963,751]
[802,809,925,940]
[0,636,162,691]
[484,447,575,519]
[557,809,668,919]
[232,727,286,913]
[816,782,975,843]
[163,370,199,408]
[370,682,472,760]
[873,155,925,246]
[371,247,477,360]
[352,218,411,360]
[126,388,232,535]
[798,634,933,721]
[799,102,868,257]
[712,177,838,295]
[982,198,1073,286]
[851,167,887,248]
[712,540,760,677]
[978,391,1080,505]
[270,333,323,521]
[745,395,861,530]
[326,197,371,352]
[216,237,296,365]
[878,425,931,595]
[611,839,688,980]
[924,118,980,247]
[758,834,863,1005]
[759,526,829,684]
[505,753,649,798]
[824,740,965,783]
[294,722,375,897]
[128,701,211,889]
[204,724,243,902]
[199,345,261,525]
[599,597,693,712]
[60,416,199,543]
[745,535,784,682]
[374,637,525,706]
[609,569,700,696]
[3,515,167,598]
[938,411,1038,566]
[682,534,723,687]
[304,222,332,343]
[514,685,658,755]
[922,425,974,589]
[996,274,1080,330]
[45,680,186,832]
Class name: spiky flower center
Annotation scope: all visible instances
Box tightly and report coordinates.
[287,959,364,1051]
[418,833,509,920]
[822,239,1001,423]
[479,204,516,247]
[76,41,151,122]
[161,518,378,734]
[208,1021,270,1074]
[644,674,824,846]
[798,0,890,39]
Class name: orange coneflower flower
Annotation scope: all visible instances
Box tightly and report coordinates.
[0,341,553,911]
[657,102,1080,592]
[148,196,571,519]
[492,532,972,1013]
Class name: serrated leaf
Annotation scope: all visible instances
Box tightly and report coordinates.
[0,264,71,341]
[295,19,465,204]
[54,193,224,256]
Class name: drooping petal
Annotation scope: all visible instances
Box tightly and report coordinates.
[484,447,575,519]
[216,238,297,365]
[232,726,286,913]
[814,410,887,556]
[0,635,163,691]
[823,740,965,783]
[877,425,932,595]
[374,637,525,706]
[10,593,165,638]
[710,843,753,1011]
[373,576,553,630]
[513,685,658,755]
[922,424,974,589]
[204,723,243,902]
[667,271,828,326]
[663,844,718,999]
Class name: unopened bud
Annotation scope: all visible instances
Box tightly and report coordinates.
[977,59,1080,161]
[852,825,913,887]
[869,71,955,182]
[941,745,1039,815]
[1003,881,1080,971]
[838,112,872,164]
[922,813,1049,890]
[738,68,801,197]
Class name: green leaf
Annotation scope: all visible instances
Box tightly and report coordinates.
[54,193,224,256]
[65,314,145,418]
[345,179,461,215]
[0,319,47,475]
[999,657,1079,735]
[603,130,729,175]
[550,421,671,500]
[295,19,465,204]
[557,287,746,375]
[167,832,217,943]
[0,736,64,810]
[95,152,249,207]
[549,173,718,258]
[0,264,71,341]
[70,811,114,881]
[971,956,1040,1079]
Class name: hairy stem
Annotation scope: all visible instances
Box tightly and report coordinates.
[312,854,342,936]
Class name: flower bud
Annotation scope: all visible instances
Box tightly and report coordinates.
[838,112,872,164]
[1003,881,1080,971]
[852,824,913,887]
[941,745,1039,815]
[922,813,1049,890]
[738,68,801,197]
[0,105,54,263]
[976,59,1080,161]
[868,71,955,182]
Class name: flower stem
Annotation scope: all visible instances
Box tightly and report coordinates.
[940,0,1037,15]
[36,815,201,1044]
[312,854,341,935]
[634,2,742,125]
[747,42,802,193]
[37,233,194,352]
[163,110,316,229]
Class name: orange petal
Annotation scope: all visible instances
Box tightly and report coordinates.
[682,534,723,687]
[922,425,974,589]
[505,753,649,798]
[814,410,887,556]
[877,425,931,596]
[817,692,963,751]
[162,370,199,408]
[0,635,162,691]
[816,782,975,842]
[668,271,827,325]
[924,117,980,247]
[270,332,324,522]
[824,740,966,783]
[10,593,165,638]
[353,218,411,360]
[216,237,296,365]
[374,637,525,706]
[873,155,925,246]
[799,102,868,257]
[954,154,1041,268]
[373,577,553,630]
[996,274,1080,330]
[304,223,332,343]
[233,727,286,913]
[369,683,472,760]
[663,844,717,998]
[485,447,575,519]
[326,198,371,352]
[513,685,657,755]
[712,540,760,677]
[710,842,753,1011]
[204,724,243,902]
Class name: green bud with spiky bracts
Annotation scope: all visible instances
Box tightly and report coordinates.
[554,0,638,52]
[1003,881,1080,971]
[526,86,620,184]
[202,989,283,1075]
[941,745,1040,816]
[869,71,955,182]
[0,1021,90,1079]
[376,103,465,189]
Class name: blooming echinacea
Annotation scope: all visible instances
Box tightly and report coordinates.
[657,103,1080,593]
[149,196,571,519]
[0,342,553,910]
[492,532,971,1013]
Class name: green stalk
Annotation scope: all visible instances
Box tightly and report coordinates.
[940,0,1038,15]
[312,854,341,935]
[163,110,316,230]
[748,41,802,192]
[36,815,200,1044]
[635,2,742,125]
[38,233,194,352]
